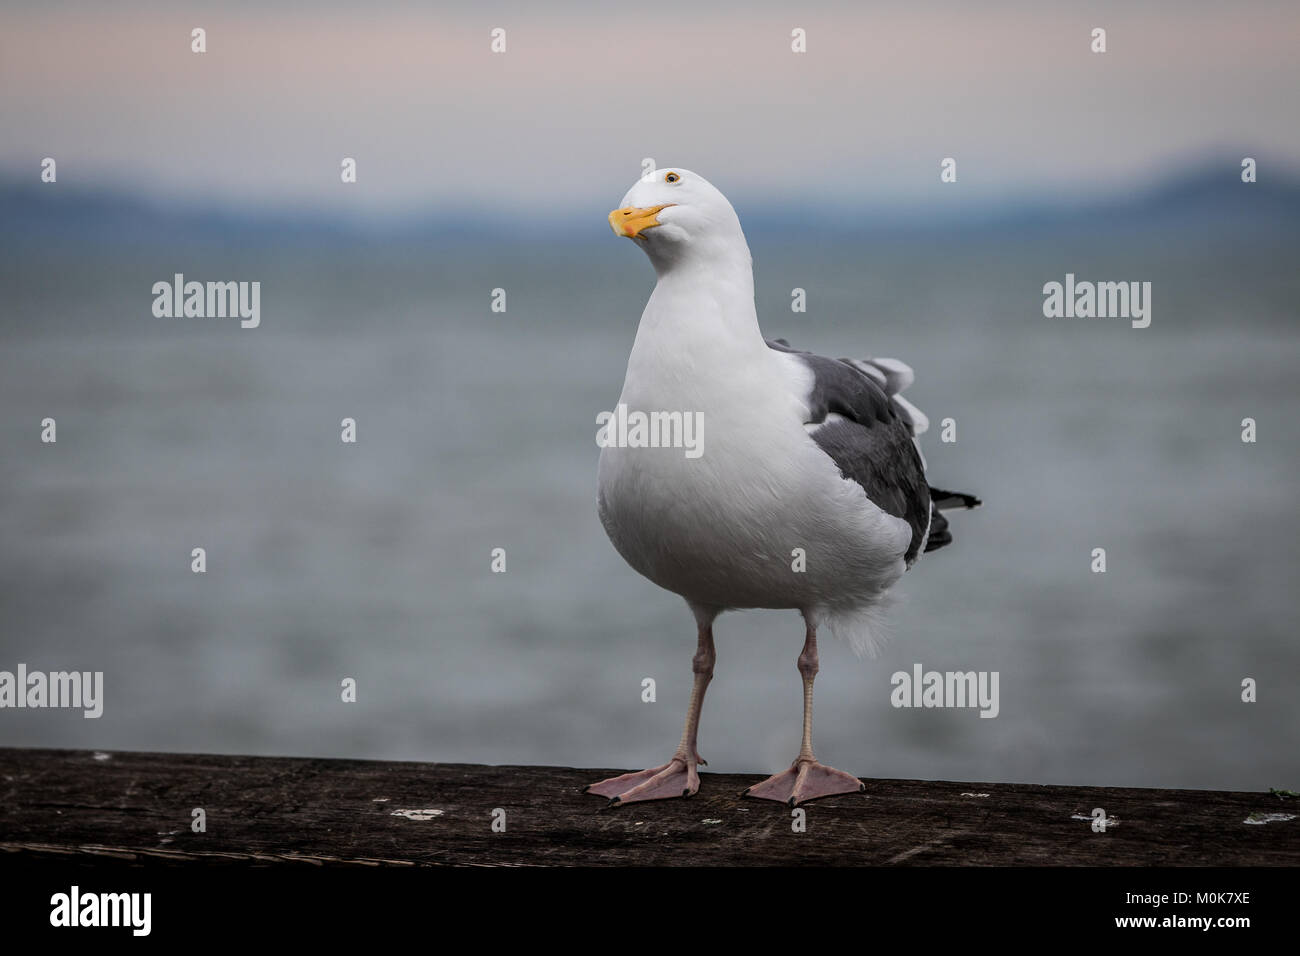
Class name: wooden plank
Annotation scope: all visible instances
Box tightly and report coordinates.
[0,748,1295,866]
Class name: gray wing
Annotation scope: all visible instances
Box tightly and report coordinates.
[769,338,932,566]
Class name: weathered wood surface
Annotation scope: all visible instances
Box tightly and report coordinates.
[0,748,1295,866]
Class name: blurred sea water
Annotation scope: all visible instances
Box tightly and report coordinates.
[1,231,1297,791]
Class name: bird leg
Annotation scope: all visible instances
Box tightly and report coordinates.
[743,621,865,808]
[585,621,715,806]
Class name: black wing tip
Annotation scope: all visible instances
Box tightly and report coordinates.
[929,487,982,510]
[924,508,952,553]
[924,532,953,553]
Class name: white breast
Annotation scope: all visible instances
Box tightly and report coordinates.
[597,342,911,613]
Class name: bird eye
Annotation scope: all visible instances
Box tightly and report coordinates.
[665,172,680,184]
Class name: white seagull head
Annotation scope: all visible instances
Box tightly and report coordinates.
[608,168,749,273]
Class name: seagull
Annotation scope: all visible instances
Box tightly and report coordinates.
[586,168,979,808]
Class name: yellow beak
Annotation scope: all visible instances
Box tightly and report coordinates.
[608,203,675,240]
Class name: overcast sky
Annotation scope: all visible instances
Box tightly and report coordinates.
[2,0,1297,220]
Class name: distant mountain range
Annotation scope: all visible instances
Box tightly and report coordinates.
[3,163,1298,247]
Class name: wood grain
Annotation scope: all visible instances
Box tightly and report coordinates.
[1,748,1295,866]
